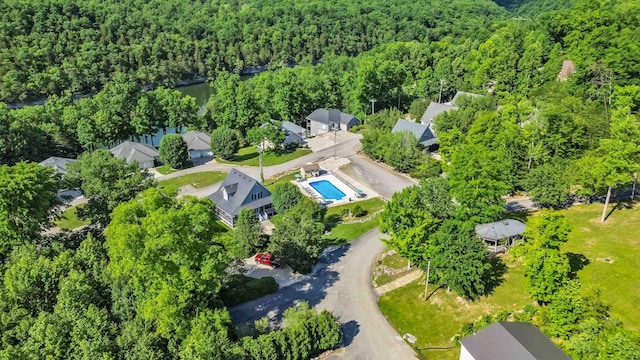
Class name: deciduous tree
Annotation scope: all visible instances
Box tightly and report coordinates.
[210,126,239,160]
[159,134,189,169]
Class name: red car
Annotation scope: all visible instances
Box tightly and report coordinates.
[255,253,280,267]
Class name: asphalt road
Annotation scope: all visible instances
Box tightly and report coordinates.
[342,155,418,200]
[230,229,418,360]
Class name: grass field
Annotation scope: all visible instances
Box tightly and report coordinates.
[323,197,385,243]
[265,172,299,191]
[158,171,226,189]
[561,202,640,331]
[155,165,178,175]
[379,262,531,360]
[56,205,90,230]
[218,146,311,167]
[325,197,386,218]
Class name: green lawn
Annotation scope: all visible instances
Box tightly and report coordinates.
[265,172,299,192]
[561,202,640,331]
[56,205,90,230]
[155,165,178,175]
[379,262,531,360]
[158,171,227,189]
[218,146,311,167]
[323,216,381,244]
[325,197,386,218]
[383,253,410,270]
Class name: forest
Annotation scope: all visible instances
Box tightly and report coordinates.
[1,0,640,358]
[0,0,505,103]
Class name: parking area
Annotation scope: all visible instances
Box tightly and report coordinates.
[305,131,361,152]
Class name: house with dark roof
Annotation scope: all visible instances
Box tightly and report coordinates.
[182,131,212,159]
[306,109,360,136]
[282,121,307,139]
[38,156,76,175]
[110,141,160,169]
[475,219,526,253]
[391,119,437,147]
[459,322,570,360]
[207,168,274,227]
[420,91,482,126]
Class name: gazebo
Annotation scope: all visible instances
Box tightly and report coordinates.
[475,219,526,253]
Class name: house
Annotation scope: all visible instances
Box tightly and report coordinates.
[475,219,526,253]
[300,163,321,178]
[558,60,576,81]
[38,156,76,175]
[282,121,307,139]
[306,108,360,136]
[391,119,437,147]
[182,131,212,159]
[110,141,160,169]
[207,168,274,227]
[420,102,459,126]
[459,322,570,360]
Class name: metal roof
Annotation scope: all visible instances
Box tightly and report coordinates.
[460,322,571,360]
[208,168,272,217]
[110,141,159,164]
[475,219,526,241]
[281,121,306,136]
[38,156,76,175]
[182,131,211,151]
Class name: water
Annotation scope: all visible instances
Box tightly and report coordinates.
[309,180,346,200]
[176,82,211,114]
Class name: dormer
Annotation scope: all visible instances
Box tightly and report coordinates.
[222,183,238,201]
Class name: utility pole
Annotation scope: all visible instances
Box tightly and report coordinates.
[423,259,431,301]
[258,139,264,184]
[438,79,445,103]
[334,124,338,159]
[370,98,377,115]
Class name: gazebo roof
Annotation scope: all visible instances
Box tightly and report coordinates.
[475,219,526,241]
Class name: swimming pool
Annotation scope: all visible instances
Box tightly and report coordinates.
[309,180,346,200]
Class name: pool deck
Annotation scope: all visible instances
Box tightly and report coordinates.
[295,168,374,207]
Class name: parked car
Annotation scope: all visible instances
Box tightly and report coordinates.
[254,253,280,267]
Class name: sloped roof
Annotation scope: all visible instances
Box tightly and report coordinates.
[392,119,437,147]
[302,163,320,171]
[420,102,458,125]
[460,322,570,360]
[451,91,482,105]
[182,131,211,151]
[38,156,76,175]
[110,141,159,164]
[475,219,526,241]
[281,121,306,135]
[305,108,360,126]
[284,131,304,145]
[208,168,272,217]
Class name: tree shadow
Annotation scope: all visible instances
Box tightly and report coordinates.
[482,257,507,296]
[604,200,635,222]
[566,252,589,278]
[340,320,360,346]
[230,151,258,163]
[324,214,342,231]
[229,244,351,326]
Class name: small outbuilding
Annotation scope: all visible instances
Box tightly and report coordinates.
[475,219,526,253]
[300,163,321,178]
[459,322,570,360]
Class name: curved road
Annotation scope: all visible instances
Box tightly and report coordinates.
[230,229,418,360]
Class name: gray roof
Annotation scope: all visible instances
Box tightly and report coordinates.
[451,91,482,105]
[306,108,360,126]
[110,141,159,164]
[208,168,272,217]
[281,121,306,136]
[182,131,211,151]
[460,322,571,360]
[475,219,526,241]
[420,102,458,125]
[38,156,76,175]
[392,119,437,147]
[284,131,304,145]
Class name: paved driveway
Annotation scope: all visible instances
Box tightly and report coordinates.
[342,155,418,200]
[230,229,418,360]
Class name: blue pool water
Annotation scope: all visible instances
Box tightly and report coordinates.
[309,180,346,200]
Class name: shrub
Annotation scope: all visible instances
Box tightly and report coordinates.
[340,208,350,217]
[219,276,278,307]
[351,205,366,217]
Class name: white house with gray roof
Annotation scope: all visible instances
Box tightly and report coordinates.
[460,322,570,360]
[38,156,76,175]
[391,119,438,147]
[306,108,360,136]
[110,141,159,169]
[208,168,274,227]
[182,131,212,159]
